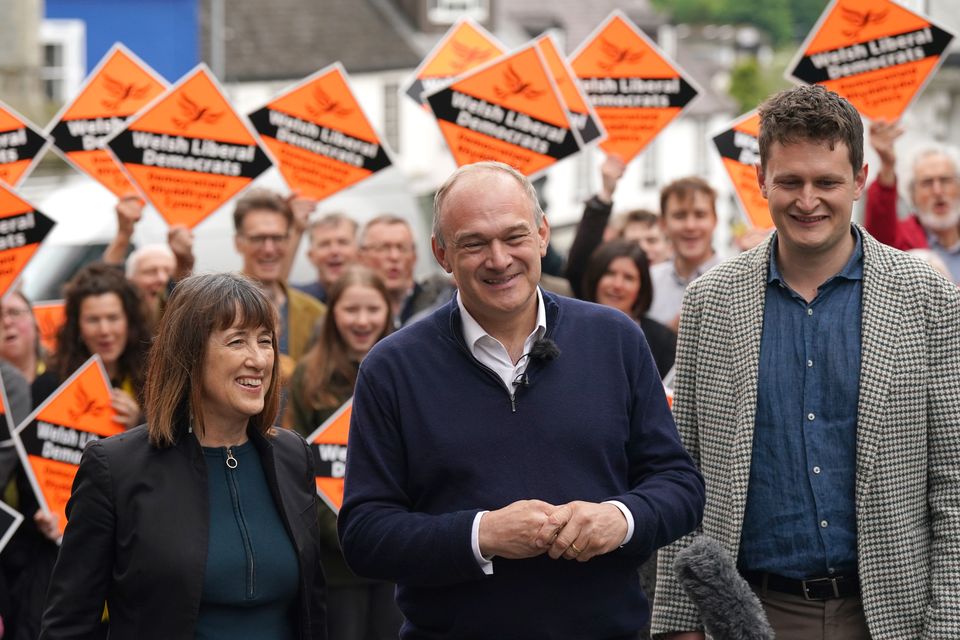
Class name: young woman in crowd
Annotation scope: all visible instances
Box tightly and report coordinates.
[285,265,400,640]
[40,272,327,639]
[31,262,149,428]
[582,239,676,379]
[0,291,47,385]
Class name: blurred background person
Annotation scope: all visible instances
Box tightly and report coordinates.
[1,291,47,386]
[294,213,360,304]
[866,120,960,282]
[581,240,676,380]
[285,265,400,640]
[40,272,327,639]
[618,209,672,265]
[32,262,149,429]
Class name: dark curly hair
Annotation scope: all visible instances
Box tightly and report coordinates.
[582,239,653,320]
[55,262,150,396]
[758,84,863,175]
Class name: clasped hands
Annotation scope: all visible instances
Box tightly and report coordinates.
[477,499,628,563]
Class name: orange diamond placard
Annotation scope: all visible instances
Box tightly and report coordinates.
[403,18,506,108]
[425,44,580,177]
[47,43,168,198]
[536,33,605,147]
[0,101,50,188]
[307,399,352,513]
[13,356,122,537]
[713,111,773,230]
[106,64,273,229]
[248,64,392,201]
[787,0,954,121]
[570,10,699,162]
[33,299,66,355]
[0,183,56,298]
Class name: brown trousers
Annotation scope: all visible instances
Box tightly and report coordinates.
[751,584,871,640]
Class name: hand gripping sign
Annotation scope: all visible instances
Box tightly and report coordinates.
[712,111,773,230]
[12,355,123,538]
[402,18,507,109]
[248,64,393,201]
[425,43,580,177]
[570,10,700,163]
[0,183,56,298]
[307,399,352,514]
[0,100,51,188]
[46,43,168,198]
[106,64,274,229]
[787,0,954,121]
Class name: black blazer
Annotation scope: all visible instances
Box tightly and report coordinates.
[39,425,327,640]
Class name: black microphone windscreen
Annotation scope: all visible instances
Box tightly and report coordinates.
[529,337,560,361]
[673,536,774,640]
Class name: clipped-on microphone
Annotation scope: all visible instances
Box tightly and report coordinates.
[673,536,774,640]
[528,337,560,361]
[512,372,529,387]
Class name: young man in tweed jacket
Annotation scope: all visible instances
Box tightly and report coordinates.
[653,85,960,639]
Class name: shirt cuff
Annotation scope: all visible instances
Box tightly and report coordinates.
[472,511,494,575]
[603,500,634,546]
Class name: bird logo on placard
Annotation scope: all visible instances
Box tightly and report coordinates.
[172,94,224,131]
[67,384,107,424]
[598,39,644,71]
[494,65,545,101]
[840,6,889,38]
[306,86,353,118]
[101,75,152,110]
[450,41,496,72]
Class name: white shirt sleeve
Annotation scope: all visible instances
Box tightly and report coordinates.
[472,511,494,575]
[603,500,635,546]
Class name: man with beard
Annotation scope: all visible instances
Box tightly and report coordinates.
[865,120,960,282]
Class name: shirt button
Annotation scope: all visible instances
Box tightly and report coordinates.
[807,359,813,368]
[807,308,814,316]
[820,520,829,528]
[807,413,816,421]
[813,466,821,474]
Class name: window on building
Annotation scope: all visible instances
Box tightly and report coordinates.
[40,19,86,104]
[426,0,489,25]
[384,81,400,152]
[642,139,658,188]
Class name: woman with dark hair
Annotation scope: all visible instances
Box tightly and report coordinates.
[39,272,327,639]
[285,265,399,640]
[582,239,676,379]
[31,262,150,427]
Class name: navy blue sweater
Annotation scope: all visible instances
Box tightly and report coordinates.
[338,293,704,639]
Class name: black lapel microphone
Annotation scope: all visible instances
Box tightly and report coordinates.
[512,338,560,388]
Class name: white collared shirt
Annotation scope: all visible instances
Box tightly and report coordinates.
[459,289,634,574]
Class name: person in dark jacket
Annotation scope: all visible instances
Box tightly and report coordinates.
[40,272,327,640]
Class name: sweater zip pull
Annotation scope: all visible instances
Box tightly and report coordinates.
[510,395,516,413]
[225,447,238,469]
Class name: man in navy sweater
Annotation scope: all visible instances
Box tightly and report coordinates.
[338,161,705,639]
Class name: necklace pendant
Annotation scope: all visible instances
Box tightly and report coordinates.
[225,447,238,469]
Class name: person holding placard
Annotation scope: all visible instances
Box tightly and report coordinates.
[285,265,399,640]
[40,272,327,639]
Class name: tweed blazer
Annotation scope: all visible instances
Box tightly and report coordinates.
[651,226,960,639]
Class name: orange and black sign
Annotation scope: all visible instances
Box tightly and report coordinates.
[47,44,168,198]
[535,34,605,147]
[426,44,579,177]
[570,10,699,162]
[248,64,392,201]
[107,64,273,229]
[0,101,50,188]
[13,355,122,537]
[307,399,352,514]
[0,501,23,553]
[787,0,954,121]
[403,18,506,108]
[0,183,56,298]
[713,111,773,230]
[33,299,66,356]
